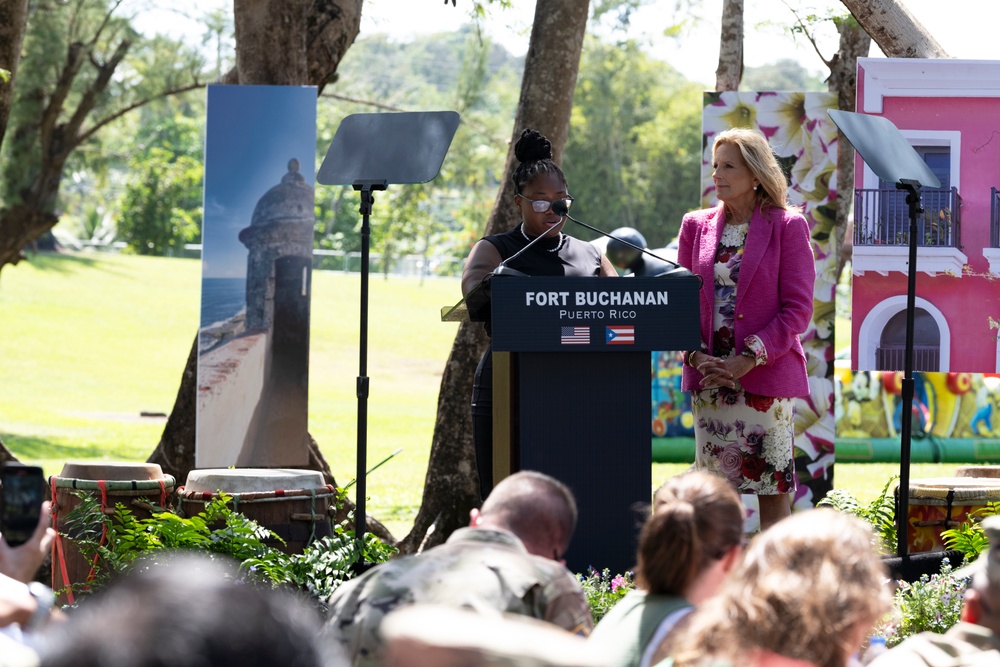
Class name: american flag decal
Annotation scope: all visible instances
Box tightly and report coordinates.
[560,326,590,345]
[606,325,635,344]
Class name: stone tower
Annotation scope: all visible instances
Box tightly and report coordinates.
[239,158,315,330]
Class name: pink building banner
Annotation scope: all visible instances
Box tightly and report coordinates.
[851,58,1000,375]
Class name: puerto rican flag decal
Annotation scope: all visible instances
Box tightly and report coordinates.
[606,325,635,345]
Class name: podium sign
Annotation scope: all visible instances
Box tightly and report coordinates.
[489,275,700,573]
[491,275,701,352]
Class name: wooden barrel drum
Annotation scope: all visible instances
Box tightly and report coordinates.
[179,468,335,554]
[50,462,175,603]
[906,477,1000,553]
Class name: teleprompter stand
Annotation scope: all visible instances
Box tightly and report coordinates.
[828,109,941,559]
[318,111,460,568]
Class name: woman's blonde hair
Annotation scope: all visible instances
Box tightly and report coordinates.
[637,471,744,595]
[670,509,892,667]
[713,127,790,211]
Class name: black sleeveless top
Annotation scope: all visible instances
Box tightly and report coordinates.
[485,224,604,277]
[479,225,604,335]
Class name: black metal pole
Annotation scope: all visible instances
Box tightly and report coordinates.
[353,179,387,570]
[896,179,923,558]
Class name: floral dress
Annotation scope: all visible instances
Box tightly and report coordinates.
[691,222,796,496]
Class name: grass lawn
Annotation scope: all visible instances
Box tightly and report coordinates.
[0,252,959,538]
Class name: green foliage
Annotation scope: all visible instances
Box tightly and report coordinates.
[817,475,898,554]
[322,26,516,262]
[942,502,1000,560]
[116,145,202,255]
[58,490,396,607]
[740,59,826,92]
[564,36,702,248]
[874,559,967,647]
[0,0,207,241]
[0,68,9,84]
[578,567,634,622]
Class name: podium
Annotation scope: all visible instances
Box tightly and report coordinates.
[489,275,700,574]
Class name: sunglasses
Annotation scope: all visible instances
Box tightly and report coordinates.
[519,195,574,214]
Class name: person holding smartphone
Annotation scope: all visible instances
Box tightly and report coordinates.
[0,463,59,662]
[0,500,55,584]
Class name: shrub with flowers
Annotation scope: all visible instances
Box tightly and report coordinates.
[578,567,634,622]
[874,559,968,647]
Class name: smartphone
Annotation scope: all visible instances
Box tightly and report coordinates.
[0,463,46,547]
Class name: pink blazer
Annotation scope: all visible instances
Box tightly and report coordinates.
[678,204,815,398]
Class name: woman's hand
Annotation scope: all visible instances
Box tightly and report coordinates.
[0,501,55,584]
[693,353,756,390]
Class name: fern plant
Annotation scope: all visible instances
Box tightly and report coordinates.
[941,501,1000,560]
[58,490,396,610]
[818,476,898,554]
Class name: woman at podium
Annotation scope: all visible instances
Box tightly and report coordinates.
[678,128,815,531]
[461,129,617,500]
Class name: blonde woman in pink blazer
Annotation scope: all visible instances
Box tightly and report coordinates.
[678,128,815,530]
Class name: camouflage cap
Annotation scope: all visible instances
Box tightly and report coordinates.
[955,515,1000,592]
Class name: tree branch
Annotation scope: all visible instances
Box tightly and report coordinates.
[320,91,405,112]
[83,0,126,51]
[63,38,130,150]
[78,81,206,144]
[39,41,86,158]
[781,0,834,69]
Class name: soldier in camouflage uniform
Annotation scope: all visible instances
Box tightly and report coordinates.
[869,515,1000,667]
[324,471,594,667]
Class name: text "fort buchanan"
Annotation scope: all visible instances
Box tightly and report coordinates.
[525,290,670,307]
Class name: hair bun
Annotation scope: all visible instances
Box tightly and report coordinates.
[514,128,552,163]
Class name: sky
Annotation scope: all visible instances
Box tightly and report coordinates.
[201,86,317,280]
[135,1,1000,89]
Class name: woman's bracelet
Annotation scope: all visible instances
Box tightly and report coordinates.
[685,350,699,367]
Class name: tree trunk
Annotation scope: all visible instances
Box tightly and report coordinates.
[399,0,591,555]
[715,0,744,92]
[233,0,310,85]
[222,0,361,94]
[839,0,948,58]
[829,16,871,280]
[0,204,59,275]
[148,336,199,487]
[0,0,30,155]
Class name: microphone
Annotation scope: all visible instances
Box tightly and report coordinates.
[492,218,567,277]
[551,200,699,282]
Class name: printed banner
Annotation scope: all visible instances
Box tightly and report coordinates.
[196,85,317,468]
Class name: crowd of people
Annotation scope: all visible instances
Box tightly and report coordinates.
[3,468,996,667]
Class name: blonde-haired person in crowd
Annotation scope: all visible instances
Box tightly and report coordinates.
[678,127,815,530]
[664,509,892,667]
[588,471,745,667]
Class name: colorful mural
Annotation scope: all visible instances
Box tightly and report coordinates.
[835,366,1000,442]
[652,351,695,439]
